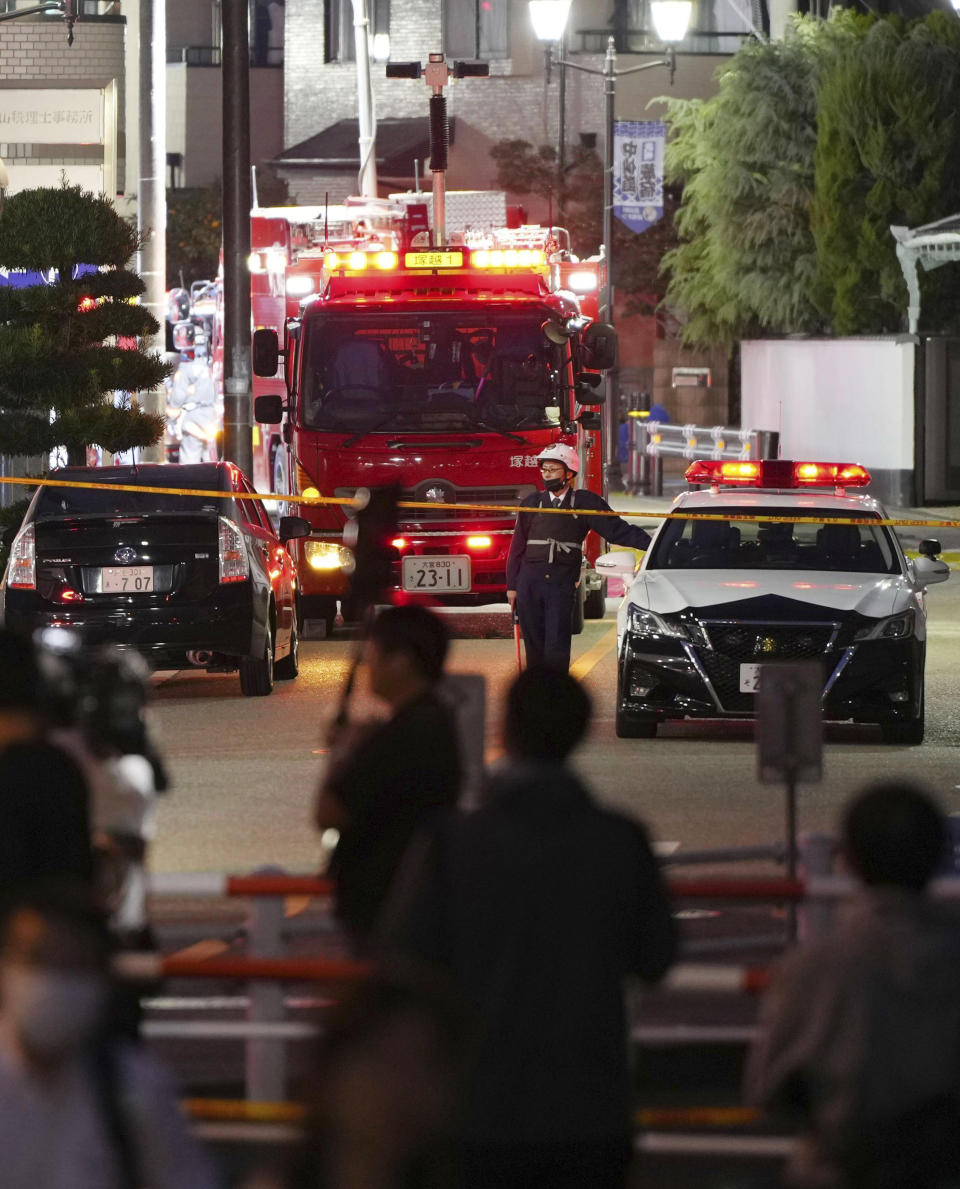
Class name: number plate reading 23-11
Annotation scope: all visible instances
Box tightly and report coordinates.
[401,556,471,593]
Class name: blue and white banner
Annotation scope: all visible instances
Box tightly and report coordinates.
[613,120,666,234]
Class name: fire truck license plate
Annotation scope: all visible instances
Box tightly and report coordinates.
[101,566,155,593]
[401,556,471,593]
[739,664,762,693]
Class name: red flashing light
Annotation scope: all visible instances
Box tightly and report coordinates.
[685,460,871,490]
[685,460,762,485]
[466,535,493,551]
[391,537,409,551]
[77,296,96,313]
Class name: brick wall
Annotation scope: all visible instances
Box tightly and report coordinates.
[0,19,124,87]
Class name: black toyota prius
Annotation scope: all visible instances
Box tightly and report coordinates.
[0,462,309,696]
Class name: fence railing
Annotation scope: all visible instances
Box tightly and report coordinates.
[625,419,780,496]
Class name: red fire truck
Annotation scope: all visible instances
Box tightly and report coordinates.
[251,225,614,637]
[248,197,431,497]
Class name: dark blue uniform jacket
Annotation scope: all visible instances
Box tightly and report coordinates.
[506,488,652,589]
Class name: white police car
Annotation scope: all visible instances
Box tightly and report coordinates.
[597,460,950,743]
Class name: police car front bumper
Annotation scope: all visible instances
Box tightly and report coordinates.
[618,630,924,726]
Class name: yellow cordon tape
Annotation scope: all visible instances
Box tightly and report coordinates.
[3,474,960,529]
[180,1098,762,1131]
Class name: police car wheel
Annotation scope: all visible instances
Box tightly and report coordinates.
[616,705,658,739]
[879,693,924,745]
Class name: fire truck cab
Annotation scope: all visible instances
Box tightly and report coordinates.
[252,227,615,636]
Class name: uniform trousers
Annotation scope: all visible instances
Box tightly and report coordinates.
[516,562,578,671]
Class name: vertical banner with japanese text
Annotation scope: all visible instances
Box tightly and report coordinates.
[613,120,666,234]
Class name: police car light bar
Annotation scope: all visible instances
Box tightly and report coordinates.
[685,460,871,489]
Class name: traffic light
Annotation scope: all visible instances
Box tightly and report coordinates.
[343,484,401,611]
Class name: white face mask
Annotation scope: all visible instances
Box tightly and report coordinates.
[1,967,107,1059]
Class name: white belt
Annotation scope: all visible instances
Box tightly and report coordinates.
[527,538,581,564]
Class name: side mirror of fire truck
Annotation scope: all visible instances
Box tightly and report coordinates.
[575,372,606,406]
[255,393,284,424]
[582,322,618,371]
[252,328,280,378]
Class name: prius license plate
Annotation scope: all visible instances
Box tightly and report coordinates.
[401,556,471,593]
[739,663,762,693]
[101,565,154,593]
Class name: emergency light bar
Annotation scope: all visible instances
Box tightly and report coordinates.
[320,247,547,275]
[685,460,872,489]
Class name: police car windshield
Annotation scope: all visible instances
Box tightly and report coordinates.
[300,313,561,434]
[647,507,900,574]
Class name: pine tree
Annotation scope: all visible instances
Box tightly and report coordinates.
[0,184,168,464]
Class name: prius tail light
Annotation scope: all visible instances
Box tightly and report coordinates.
[218,517,250,583]
[7,523,36,589]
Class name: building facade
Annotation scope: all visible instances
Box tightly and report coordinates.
[278,0,751,209]
[0,3,125,199]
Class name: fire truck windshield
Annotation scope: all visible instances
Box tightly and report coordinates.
[300,313,561,436]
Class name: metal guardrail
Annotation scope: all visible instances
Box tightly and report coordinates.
[624,418,780,496]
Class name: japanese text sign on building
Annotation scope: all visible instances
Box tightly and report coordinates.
[613,121,666,235]
[0,90,104,145]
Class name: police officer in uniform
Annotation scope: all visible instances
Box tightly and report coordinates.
[507,445,652,671]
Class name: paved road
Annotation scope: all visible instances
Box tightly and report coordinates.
[150,580,960,876]
[144,549,960,1187]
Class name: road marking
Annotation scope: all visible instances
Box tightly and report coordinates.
[570,625,618,681]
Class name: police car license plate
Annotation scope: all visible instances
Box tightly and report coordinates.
[739,664,762,693]
[101,566,154,593]
[401,556,471,593]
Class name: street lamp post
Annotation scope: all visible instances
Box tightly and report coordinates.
[529,1,692,497]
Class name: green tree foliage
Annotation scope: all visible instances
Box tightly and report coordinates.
[812,11,960,333]
[662,10,960,345]
[0,184,167,460]
[489,139,679,317]
[167,167,287,288]
[661,20,829,345]
[166,187,222,288]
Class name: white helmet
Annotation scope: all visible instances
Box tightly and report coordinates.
[537,443,580,475]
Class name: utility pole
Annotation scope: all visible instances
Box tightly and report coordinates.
[352,0,378,197]
[222,0,253,477]
[137,0,167,463]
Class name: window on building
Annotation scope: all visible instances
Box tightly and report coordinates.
[325,0,390,64]
[444,0,509,60]
[251,0,284,66]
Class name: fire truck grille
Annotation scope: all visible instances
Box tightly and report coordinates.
[335,485,536,524]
